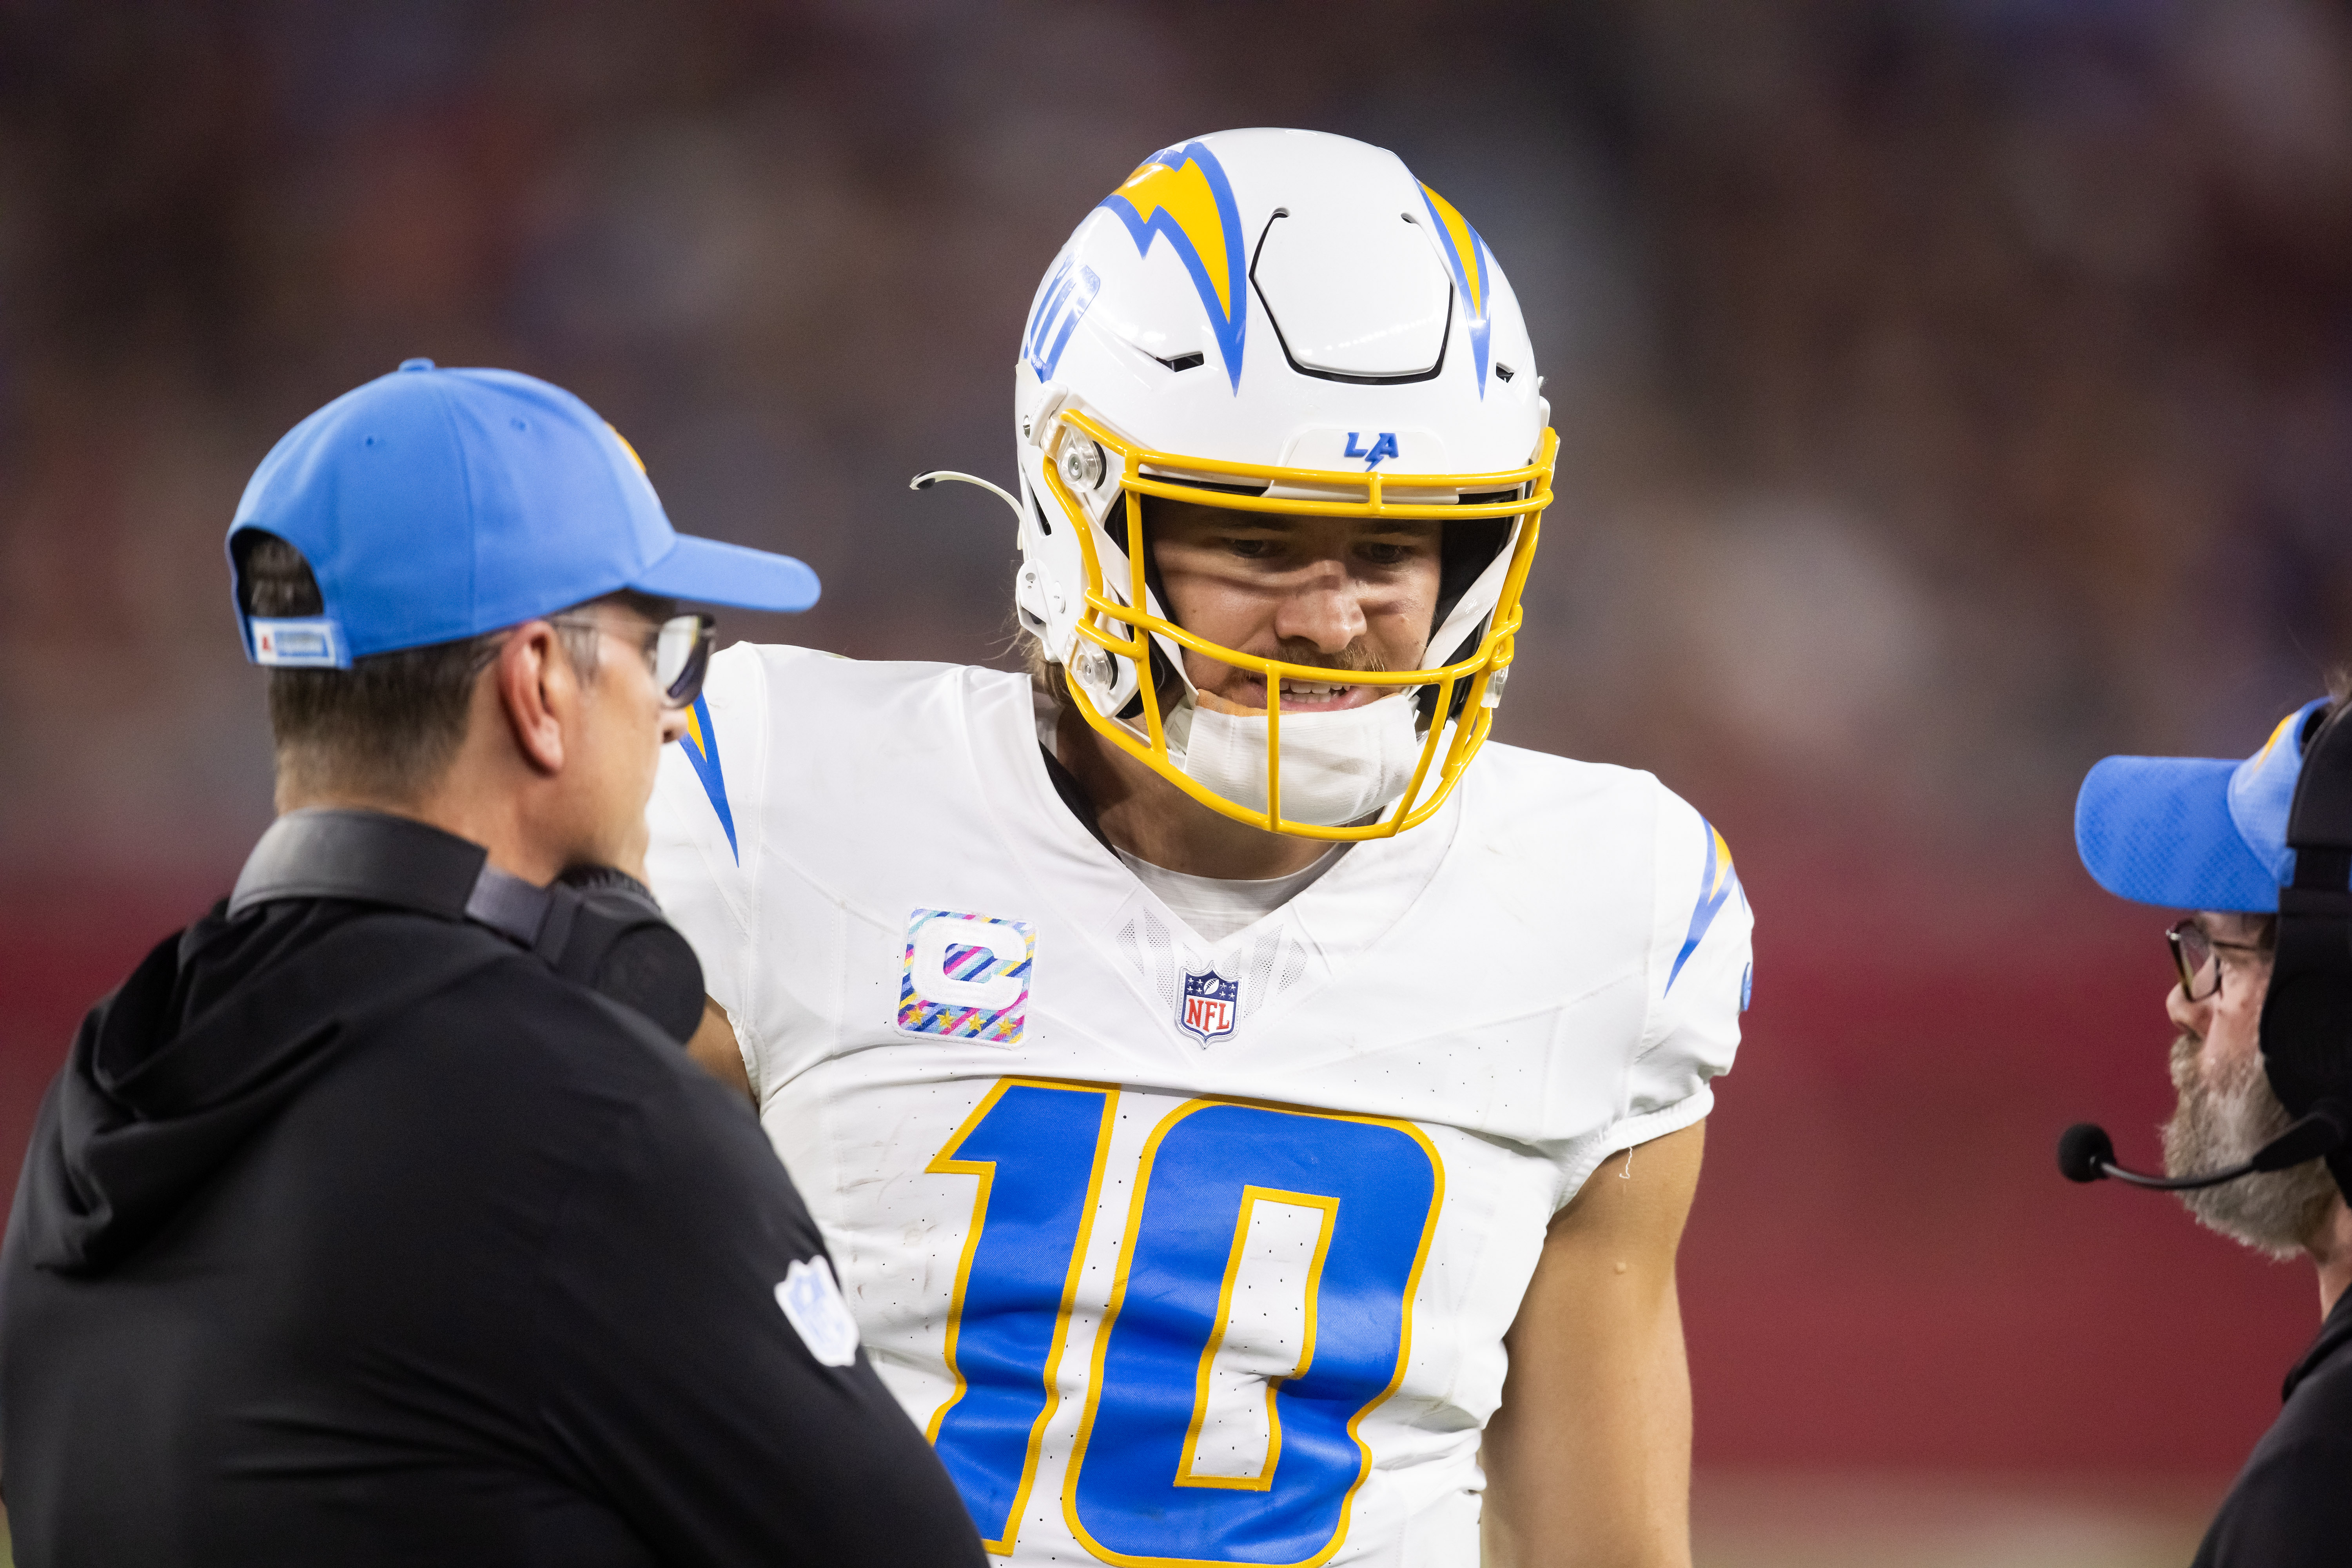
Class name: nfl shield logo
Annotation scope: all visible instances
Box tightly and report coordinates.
[1178,966,1241,1045]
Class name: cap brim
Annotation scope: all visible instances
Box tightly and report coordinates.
[2075,755,2280,913]
[631,533,820,614]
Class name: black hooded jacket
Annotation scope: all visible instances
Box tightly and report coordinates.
[0,894,983,1568]
[2193,1279,2352,1568]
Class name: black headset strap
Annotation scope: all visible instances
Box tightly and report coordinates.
[2286,703,2352,893]
[230,808,703,1047]
[229,808,557,952]
[2266,702,2352,1200]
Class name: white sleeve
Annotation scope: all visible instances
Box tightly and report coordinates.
[645,642,770,1097]
[1606,784,1751,1152]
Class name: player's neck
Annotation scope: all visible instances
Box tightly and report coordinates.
[1054,703,1332,881]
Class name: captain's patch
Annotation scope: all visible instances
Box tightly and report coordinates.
[897,908,1035,1045]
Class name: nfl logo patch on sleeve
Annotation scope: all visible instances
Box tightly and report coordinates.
[1178,965,1241,1045]
[897,909,1035,1044]
[774,1256,861,1368]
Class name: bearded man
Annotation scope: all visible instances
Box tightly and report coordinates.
[2074,693,2352,1568]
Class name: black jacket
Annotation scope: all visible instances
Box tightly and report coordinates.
[0,893,984,1567]
[2194,1281,2352,1567]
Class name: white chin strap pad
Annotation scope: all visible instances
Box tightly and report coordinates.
[1175,695,1431,828]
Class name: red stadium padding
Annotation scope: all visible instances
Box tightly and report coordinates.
[1,848,2314,1479]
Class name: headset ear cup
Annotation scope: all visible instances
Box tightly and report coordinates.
[549,869,708,1045]
[586,923,707,1045]
[2261,907,2352,1207]
[2260,949,2352,1116]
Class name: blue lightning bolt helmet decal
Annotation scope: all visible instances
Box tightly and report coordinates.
[1417,183,1495,397]
[1096,140,1249,390]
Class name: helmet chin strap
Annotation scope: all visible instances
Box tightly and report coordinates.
[1423,517,1521,667]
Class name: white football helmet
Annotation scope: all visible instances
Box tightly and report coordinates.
[942,127,1557,839]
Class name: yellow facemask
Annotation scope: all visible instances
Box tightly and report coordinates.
[1038,405,1558,841]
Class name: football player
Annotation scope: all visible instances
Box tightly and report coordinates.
[646,129,1751,1566]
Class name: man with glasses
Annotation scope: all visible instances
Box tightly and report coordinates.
[2076,695,2352,1567]
[0,362,984,1566]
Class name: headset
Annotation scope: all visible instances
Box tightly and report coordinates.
[2062,701,2352,1198]
[228,808,706,1045]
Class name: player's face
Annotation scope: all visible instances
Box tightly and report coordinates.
[563,604,692,872]
[1147,498,1444,713]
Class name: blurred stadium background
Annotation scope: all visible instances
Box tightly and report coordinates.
[8,1,2352,1561]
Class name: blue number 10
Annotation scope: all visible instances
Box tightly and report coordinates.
[927,1081,1117,1552]
[927,1079,1444,1566]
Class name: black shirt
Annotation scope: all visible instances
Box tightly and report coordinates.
[0,896,984,1568]
[2193,1279,2352,1567]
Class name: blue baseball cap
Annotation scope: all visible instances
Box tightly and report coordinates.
[227,359,819,666]
[2075,697,2334,913]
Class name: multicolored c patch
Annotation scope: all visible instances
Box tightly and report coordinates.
[898,909,1036,1045]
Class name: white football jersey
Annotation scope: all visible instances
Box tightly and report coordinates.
[646,644,1751,1568]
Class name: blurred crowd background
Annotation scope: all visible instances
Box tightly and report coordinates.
[8,1,2352,1561]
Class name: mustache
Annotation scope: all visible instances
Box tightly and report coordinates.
[1244,639,1394,677]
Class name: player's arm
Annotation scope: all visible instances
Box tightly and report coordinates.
[686,995,754,1104]
[1479,1119,1705,1568]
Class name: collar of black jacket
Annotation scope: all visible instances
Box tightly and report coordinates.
[231,809,554,949]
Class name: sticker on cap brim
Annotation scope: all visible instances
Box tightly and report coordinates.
[250,616,347,668]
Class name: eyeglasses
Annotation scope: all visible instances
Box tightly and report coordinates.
[2166,917,2270,1001]
[648,613,716,708]
[553,612,716,710]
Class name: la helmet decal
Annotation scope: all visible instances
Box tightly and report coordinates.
[1097,140,1250,391]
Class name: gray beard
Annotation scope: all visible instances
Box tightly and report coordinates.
[2163,1032,2339,1259]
